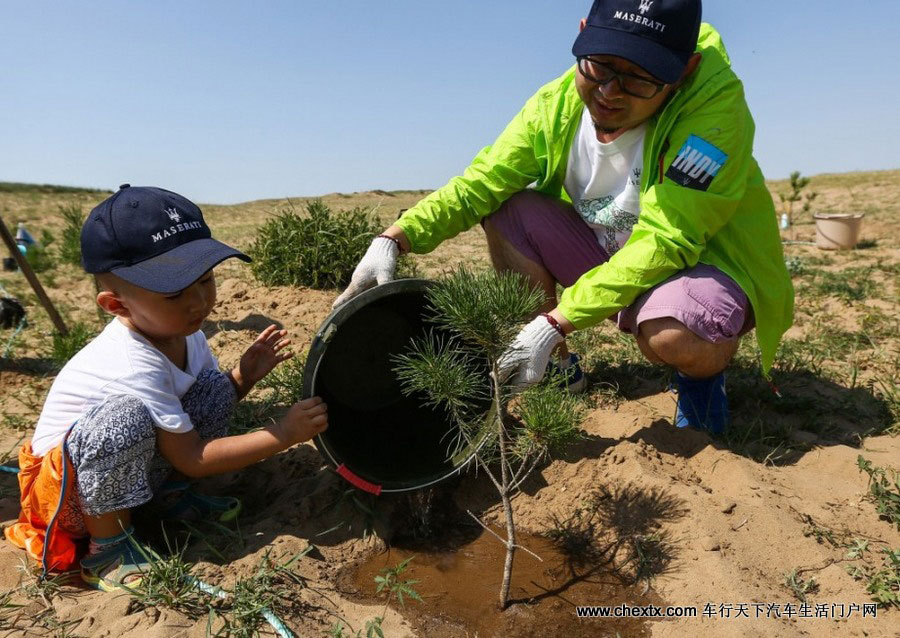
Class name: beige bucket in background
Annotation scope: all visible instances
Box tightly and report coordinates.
[813,213,865,250]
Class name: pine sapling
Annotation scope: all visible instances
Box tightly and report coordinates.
[393,267,584,609]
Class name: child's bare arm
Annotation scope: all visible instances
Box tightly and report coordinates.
[157,397,327,477]
[227,324,292,400]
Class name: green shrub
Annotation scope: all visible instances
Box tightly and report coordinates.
[20,229,56,273]
[58,204,85,266]
[0,182,110,195]
[248,200,415,289]
[50,322,96,368]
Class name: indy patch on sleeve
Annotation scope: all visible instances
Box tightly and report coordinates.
[665,135,728,191]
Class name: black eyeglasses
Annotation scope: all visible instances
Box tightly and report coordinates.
[576,57,666,99]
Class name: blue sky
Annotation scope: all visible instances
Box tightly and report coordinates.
[2,1,898,204]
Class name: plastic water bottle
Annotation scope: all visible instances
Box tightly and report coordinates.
[779,213,790,230]
[15,222,36,255]
[16,222,36,246]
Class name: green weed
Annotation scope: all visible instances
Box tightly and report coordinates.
[870,377,900,435]
[784,256,808,277]
[256,355,307,406]
[14,562,82,638]
[800,514,841,548]
[209,549,312,638]
[0,588,24,632]
[846,547,900,609]
[783,569,819,603]
[861,308,900,340]
[128,532,209,619]
[845,539,870,559]
[228,397,279,436]
[773,338,827,376]
[356,557,423,638]
[317,487,379,541]
[800,266,877,303]
[1,413,29,432]
[374,556,422,608]
[49,322,97,368]
[857,456,900,529]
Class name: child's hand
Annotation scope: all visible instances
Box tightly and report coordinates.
[237,324,292,388]
[276,396,328,445]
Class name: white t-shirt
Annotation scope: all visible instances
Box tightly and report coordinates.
[564,109,646,256]
[30,318,219,457]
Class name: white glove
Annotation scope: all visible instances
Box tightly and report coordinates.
[332,237,399,308]
[497,315,565,388]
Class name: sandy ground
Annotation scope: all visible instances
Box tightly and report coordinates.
[0,171,898,637]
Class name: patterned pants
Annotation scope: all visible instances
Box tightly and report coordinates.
[66,369,236,518]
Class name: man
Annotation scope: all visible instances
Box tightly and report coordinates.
[333,0,793,434]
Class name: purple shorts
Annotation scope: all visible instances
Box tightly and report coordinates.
[485,191,754,343]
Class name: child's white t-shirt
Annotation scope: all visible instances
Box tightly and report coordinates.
[30,318,219,457]
[564,108,646,257]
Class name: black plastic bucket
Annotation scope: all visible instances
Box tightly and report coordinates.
[303,278,491,494]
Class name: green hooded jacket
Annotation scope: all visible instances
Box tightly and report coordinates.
[395,24,793,373]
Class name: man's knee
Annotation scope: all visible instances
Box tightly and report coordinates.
[637,317,738,376]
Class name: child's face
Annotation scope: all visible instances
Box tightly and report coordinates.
[102,271,218,343]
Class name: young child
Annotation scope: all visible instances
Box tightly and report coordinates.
[4,185,328,591]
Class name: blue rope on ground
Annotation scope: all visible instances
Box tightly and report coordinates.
[0,465,20,474]
[188,576,295,638]
[2,316,27,359]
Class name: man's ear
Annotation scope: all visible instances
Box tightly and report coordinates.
[579,18,587,32]
[680,52,702,82]
[96,290,130,318]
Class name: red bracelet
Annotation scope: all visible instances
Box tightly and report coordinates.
[540,312,567,338]
[377,234,402,252]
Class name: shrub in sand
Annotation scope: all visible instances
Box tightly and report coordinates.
[249,200,415,290]
[50,322,96,368]
[393,267,584,609]
[57,203,85,267]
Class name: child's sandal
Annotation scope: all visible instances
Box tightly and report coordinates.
[157,481,242,523]
[80,539,156,593]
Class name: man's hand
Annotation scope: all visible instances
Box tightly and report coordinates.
[497,315,566,389]
[332,236,399,308]
[274,396,329,446]
[230,324,292,398]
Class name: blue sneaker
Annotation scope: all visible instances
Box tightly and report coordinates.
[674,371,728,434]
[546,353,587,393]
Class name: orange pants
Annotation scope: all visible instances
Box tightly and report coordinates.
[4,440,87,573]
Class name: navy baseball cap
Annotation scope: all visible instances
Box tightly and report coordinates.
[81,184,250,294]
[572,0,702,84]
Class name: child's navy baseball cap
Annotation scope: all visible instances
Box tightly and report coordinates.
[572,0,702,84]
[81,184,251,294]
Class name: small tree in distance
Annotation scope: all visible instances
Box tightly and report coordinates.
[393,267,584,609]
[779,170,818,229]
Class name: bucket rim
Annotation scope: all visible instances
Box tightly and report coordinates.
[812,213,865,220]
[303,277,494,493]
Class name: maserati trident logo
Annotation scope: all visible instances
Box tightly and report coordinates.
[638,0,653,14]
[164,207,181,223]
